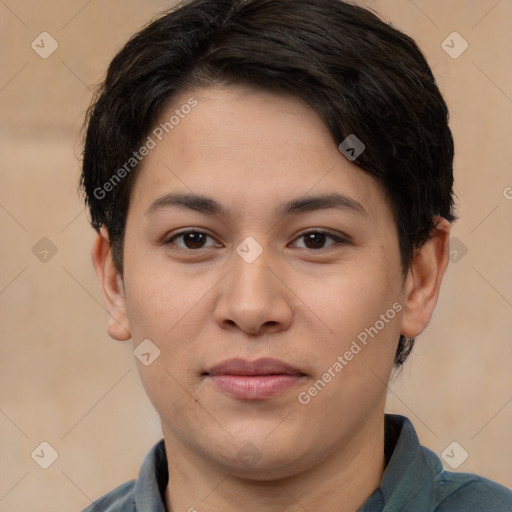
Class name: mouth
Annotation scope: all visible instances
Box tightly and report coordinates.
[203,357,307,400]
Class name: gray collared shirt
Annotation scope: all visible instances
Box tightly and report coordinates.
[82,414,512,511]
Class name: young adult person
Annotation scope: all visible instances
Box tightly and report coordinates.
[80,1,512,510]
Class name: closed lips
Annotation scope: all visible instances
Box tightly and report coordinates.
[204,357,307,376]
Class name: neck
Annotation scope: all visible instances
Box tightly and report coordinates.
[163,413,386,512]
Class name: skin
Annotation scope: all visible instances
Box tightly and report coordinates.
[92,84,450,512]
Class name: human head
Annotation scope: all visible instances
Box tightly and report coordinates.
[80,0,456,367]
[81,2,456,493]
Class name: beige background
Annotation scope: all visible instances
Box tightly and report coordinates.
[0,0,511,510]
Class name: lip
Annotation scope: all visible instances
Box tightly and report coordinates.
[204,357,306,400]
[206,357,305,376]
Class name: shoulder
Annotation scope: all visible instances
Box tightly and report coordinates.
[434,470,512,512]
[81,439,167,512]
[381,415,511,512]
[81,480,136,512]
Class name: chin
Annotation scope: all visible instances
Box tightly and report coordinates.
[202,434,313,480]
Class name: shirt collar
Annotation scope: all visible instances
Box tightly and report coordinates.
[359,414,443,512]
[133,414,438,512]
[134,437,168,512]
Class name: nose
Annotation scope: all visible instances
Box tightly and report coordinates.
[213,243,294,336]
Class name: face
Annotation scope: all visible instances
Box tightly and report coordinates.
[95,84,449,479]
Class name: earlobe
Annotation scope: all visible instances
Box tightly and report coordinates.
[91,228,131,341]
[400,217,451,338]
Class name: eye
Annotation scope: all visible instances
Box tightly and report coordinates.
[291,230,348,250]
[165,229,221,250]
[164,229,348,251]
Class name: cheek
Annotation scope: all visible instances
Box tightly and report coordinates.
[304,257,402,375]
[122,259,212,377]
[122,249,184,337]
[319,261,399,333]
[296,271,401,424]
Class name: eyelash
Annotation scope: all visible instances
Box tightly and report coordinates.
[164,228,349,251]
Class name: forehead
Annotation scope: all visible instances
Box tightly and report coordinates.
[129,85,393,226]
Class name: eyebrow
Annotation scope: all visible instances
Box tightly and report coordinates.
[145,192,368,218]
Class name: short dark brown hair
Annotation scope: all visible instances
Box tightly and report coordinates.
[80,0,457,367]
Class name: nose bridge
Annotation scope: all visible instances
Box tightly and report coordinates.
[230,238,278,306]
[214,238,293,333]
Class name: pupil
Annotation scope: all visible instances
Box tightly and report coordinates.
[186,233,205,248]
[306,233,325,249]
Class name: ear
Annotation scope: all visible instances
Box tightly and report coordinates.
[91,228,131,341]
[400,217,451,338]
